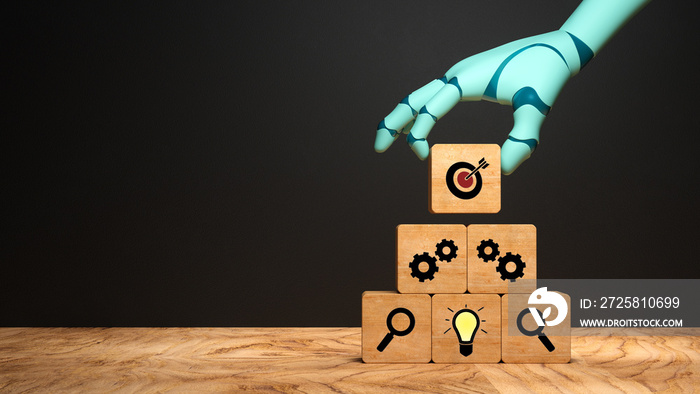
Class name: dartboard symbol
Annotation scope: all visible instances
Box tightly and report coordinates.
[445,158,489,200]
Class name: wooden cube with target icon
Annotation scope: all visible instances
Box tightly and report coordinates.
[362,291,432,363]
[396,224,467,294]
[467,224,537,294]
[429,144,501,214]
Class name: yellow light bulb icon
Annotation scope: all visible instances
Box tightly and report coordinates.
[452,308,480,357]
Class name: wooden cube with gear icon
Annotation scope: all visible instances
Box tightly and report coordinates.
[429,144,501,214]
[431,294,502,363]
[362,291,432,363]
[501,292,571,363]
[467,224,537,294]
[396,224,467,294]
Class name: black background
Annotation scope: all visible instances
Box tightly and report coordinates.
[4,1,699,327]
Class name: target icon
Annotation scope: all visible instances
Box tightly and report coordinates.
[445,158,489,200]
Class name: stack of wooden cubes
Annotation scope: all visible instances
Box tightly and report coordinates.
[362,144,570,364]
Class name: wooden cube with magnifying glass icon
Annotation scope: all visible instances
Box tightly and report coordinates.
[501,293,571,363]
[361,291,431,363]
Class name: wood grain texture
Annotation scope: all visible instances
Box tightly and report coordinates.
[0,327,698,393]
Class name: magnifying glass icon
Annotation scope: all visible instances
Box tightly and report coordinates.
[376,307,415,352]
[516,308,555,352]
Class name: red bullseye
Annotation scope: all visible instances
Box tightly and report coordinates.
[457,171,474,188]
[446,160,487,200]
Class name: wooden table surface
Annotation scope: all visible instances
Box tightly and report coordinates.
[0,327,697,393]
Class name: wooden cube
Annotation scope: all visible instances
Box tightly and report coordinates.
[429,144,501,214]
[362,291,432,363]
[467,224,537,294]
[501,293,571,363]
[396,224,467,294]
[431,294,501,363]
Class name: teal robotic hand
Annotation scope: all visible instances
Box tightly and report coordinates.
[375,0,651,175]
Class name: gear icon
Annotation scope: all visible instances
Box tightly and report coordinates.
[435,239,458,262]
[496,252,526,282]
[476,239,500,262]
[409,252,439,282]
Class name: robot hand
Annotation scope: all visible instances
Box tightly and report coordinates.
[374,30,590,175]
[374,0,651,175]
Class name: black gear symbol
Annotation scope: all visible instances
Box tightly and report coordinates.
[496,252,526,282]
[476,239,500,262]
[409,252,439,282]
[435,239,458,262]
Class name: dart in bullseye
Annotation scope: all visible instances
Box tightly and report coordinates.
[446,158,489,200]
[459,158,489,185]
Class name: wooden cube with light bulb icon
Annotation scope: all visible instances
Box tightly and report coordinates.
[431,294,502,363]
[362,291,432,363]
[501,293,571,363]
